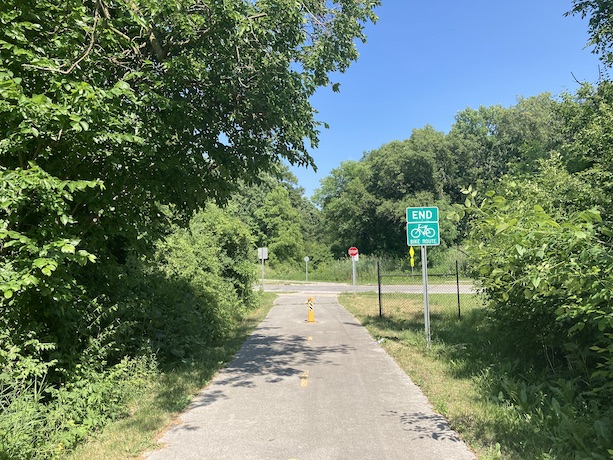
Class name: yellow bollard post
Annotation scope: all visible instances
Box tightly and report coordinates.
[307,297,315,322]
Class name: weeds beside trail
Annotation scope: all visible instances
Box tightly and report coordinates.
[340,292,613,460]
[66,293,276,460]
[262,249,471,284]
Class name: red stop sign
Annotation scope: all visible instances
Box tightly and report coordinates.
[348,247,359,257]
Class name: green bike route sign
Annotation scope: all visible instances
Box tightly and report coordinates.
[406,206,440,246]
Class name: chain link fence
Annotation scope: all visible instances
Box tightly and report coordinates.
[377,247,480,323]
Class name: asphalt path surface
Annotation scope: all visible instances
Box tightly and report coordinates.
[145,289,476,460]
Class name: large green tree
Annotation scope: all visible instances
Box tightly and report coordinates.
[1,0,379,257]
[446,94,561,195]
[316,136,454,257]
[229,166,328,266]
[314,159,375,256]
[316,95,562,258]
[0,0,379,380]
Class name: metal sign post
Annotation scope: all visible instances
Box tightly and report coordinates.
[421,245,431,347]
[352,256,357,293]
[304,256,309,282]
[258,247,268,290]
[348,247,359,294]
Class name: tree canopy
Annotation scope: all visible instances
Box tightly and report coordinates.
[568,0,613,68]
[315,94,561,257]
[0,0,379,253]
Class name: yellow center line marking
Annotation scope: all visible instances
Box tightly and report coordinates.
[307,336,312,342]
[300,370,309,387]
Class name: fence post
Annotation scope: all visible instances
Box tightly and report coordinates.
[377,261,382,318]
[456,259,461,320]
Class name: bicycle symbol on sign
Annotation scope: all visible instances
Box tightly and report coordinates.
[410,224,436,239]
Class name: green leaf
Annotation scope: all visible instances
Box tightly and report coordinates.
[594,419,610,439]
[495,223,508,234]
[574,230,588,239]
[447,211,460,222]
[598,319,608,332]
[32,258,49,268]
[61,244,75,254]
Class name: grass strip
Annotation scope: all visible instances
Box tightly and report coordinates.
[65,292,277,460]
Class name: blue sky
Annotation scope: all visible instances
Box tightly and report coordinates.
[290,0,602,199]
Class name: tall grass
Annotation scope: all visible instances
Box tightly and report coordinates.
[0,356,156,460]
[261,247,470,284]
[262,256,377,283]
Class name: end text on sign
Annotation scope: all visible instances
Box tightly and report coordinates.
[410,210,434,221]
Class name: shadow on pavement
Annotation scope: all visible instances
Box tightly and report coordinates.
[185,332,354,411]
[383,410,464,443]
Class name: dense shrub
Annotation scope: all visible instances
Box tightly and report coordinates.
[460,161,613,399]
[142,204,256,361]
[0,355,156,460]
[0,202,257,457]
[457,160,613,457]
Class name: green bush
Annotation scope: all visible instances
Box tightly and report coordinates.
[0,355,156,460]
[0,202,258,456]
[0,165,101,381]
[464,183,613,393]
[109,204,257,363]
[458,161,613,457]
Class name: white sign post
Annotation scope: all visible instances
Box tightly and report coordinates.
[348,247,359,293]
[406,207,440,348]
[258,247,268,290]
[304,256,310,282]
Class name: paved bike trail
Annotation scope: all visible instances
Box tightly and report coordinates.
[145,293,475,460]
